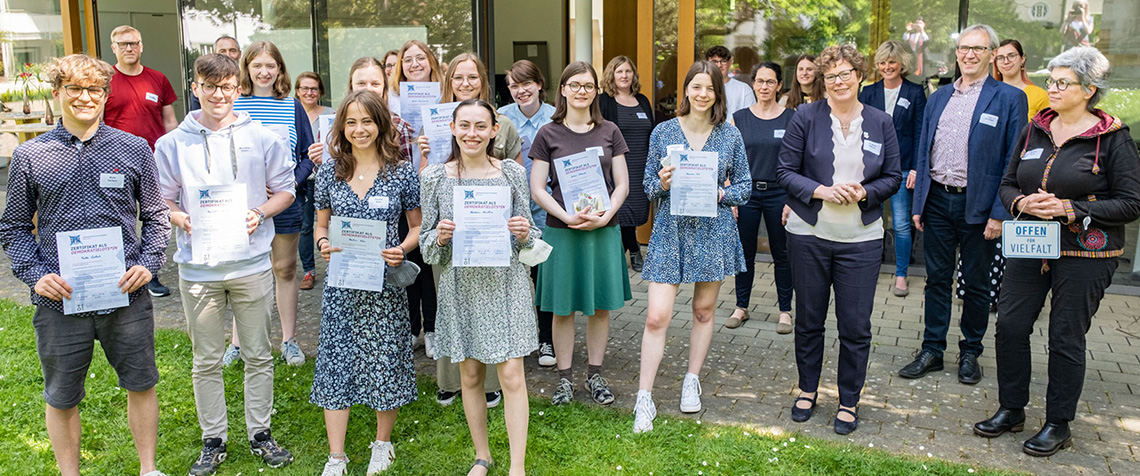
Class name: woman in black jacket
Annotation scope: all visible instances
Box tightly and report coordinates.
[600,55,655,271]
[974,46,1140,457]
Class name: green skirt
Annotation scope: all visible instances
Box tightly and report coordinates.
[536,226,632,316]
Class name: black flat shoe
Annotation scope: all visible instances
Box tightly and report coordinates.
[833,407,859,435]
[1023,422,1073,457]
[958,353,982,385]
[899,349,943,379]
[973,407,1025,437]
[790,395,816,422]
[630,250,644,273]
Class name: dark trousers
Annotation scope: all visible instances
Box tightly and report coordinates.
[921,186,990,357]
[299,182,316,272]
[734,188,792,311]
[996,257,1116,424]
[621,226,640,254]
[531,265,553,344]
[788,233,881,407]
[400,215,436,336]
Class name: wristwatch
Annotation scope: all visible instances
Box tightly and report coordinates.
[252,207,265,226]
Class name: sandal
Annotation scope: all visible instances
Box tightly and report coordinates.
[469,458,493,475]
[776,312,793,335]
[724,308,750,329]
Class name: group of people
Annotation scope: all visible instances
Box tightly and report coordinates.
[2,18,1137,476]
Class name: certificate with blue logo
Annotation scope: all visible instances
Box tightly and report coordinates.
[56,226,129,315]
[453,186,511,267]
[188,184,250,264]
[328,216,387,292]
[669,150,719,217]
[552,148,611,215]
[421,101,461,168]
[399,81,441,134]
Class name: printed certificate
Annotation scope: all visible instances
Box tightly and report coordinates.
[452,186,512,267]
[421,102,461,167]
[56,226,130,314]
[552,148,611,215]
[669,150,719,217]
[399,81,441,134]
[328,216,388,292]
[187,184,251,263]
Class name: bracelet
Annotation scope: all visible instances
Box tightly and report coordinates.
[316,237,329,250]
[251,207,265,226]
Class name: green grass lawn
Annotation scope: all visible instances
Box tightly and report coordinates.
[1101,88,1140,129]
[0,299,1022,475]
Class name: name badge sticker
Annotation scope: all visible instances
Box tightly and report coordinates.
[1002,221,1060,259]
[774,129,785,138]
[585,146,604,157]
[863,140,883,156]
[662,144,686,167]
[636,112,649,120]
[99,173,125,188]
[897,98,911,109]
[1022,148,1044,160]
[145,92,159,103]
[368,196,390,209]
[980,113,999,127]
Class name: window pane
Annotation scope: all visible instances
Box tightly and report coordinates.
[654,0,678,120]
[2,0,64,76]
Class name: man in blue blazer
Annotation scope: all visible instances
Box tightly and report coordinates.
[901,24,1028,385]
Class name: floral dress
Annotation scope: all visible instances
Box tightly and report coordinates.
[309,160,419,411]
[641,119,751,284]
[419,160,540,364]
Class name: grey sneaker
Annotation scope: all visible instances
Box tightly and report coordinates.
[424,332,437,360]
[189,438,226,476]
[551,378,574,405]
[249,430,293,468]
[222,344,242,367]
[584,373,615,405]
[281,339,305,366]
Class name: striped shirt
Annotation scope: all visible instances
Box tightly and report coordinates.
[234,95,299,152]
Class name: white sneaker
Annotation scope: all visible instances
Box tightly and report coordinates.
[321,456,349,476]
[680,373,702,413]
[367,440,394,474]
[633,391,657,434]
[410,335,419,350]
[141,471,168,476]
[281,339,305,366]
[424,332,436,359]
[222,344,242,367]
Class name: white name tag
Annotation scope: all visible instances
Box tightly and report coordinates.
[99,173,125,188]
[980,113,999,127]
[1002,221,1060,259]
[897,98,911,109]
[662,144,686,166]
[774,129,785,138]
[368,196,390,209]
[863,140,883,156]
[1022,148,1044,160]
[145,92,159,103]
[585,146,604,157]
[636,112,648,120]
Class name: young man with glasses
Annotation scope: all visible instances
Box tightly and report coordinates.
[0,54,172,476]
[153,53,297,475]
[104,24,180,298]
[704,45,755,115]
[903,24,1028,385]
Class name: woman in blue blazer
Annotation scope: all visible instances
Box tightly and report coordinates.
[859,40,927,297]
[777,45,901,435]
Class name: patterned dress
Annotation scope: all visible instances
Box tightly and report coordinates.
[309,160,419,411]
[641,119,752,284]
[419,160,540,364]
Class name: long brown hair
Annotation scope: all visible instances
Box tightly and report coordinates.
[440,53,491,103]
[329,90,404,182]
[993,39,1032,84]
[676,61,728,125]
[601,55,641,96]
[345,56,386,97]
[551,61,604,125]
[786,54,824,110]
[388,40,443,95]
[446,99,501,179]
[239,41,291,99]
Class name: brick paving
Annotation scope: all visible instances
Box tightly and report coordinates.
[1,217,1137,475]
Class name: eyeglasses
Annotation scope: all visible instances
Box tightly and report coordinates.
[402,55,428,65]
[1045,78,1080,91]
[709,59,731,66]
[508,80,536,91]
[452,75,481,85]
[822,68,856,83]
[956,45,990,56]
[994,53,1021,64]
[197,82,239,95]
[61,84,107,99]
[564,82,596,93]
[753,79,779,88]
[115,41,141,50]
[297,86,321,93]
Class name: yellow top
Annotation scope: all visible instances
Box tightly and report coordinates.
[1024,84,1049,120]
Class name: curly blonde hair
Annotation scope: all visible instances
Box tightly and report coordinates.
[815,44,866,81]
[46,54,114,90]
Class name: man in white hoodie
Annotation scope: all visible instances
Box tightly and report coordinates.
[153,53,296,475]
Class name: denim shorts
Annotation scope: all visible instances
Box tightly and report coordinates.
[33,294,160,409]
[273,194,303,234]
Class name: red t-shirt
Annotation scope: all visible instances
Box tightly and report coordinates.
[104,65,177,150]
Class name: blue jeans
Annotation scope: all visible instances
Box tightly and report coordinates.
[734,187,792,311]
[890,171,913,277]
[298,180,315,273]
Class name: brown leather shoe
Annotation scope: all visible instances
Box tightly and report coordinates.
[776,312,794,334]
[299,270,316,290]
[724,308,749,328]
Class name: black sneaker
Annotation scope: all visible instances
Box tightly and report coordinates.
[189,438,226,476]
[584,373,615,405]
[249,430,293,468]
[486,391,502,409]
[148,275,171,297]
[437,390,459,406]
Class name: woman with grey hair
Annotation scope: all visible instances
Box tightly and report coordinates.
[974,46,1140,457]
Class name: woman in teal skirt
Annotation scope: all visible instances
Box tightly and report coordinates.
[530,61,631,407]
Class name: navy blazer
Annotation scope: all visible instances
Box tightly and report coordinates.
[912,76,1027,224]
[859,79,926,171]
[776,100,903,226]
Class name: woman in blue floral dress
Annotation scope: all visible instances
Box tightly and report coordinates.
[310,90,421,476]
[633,61,751,434]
